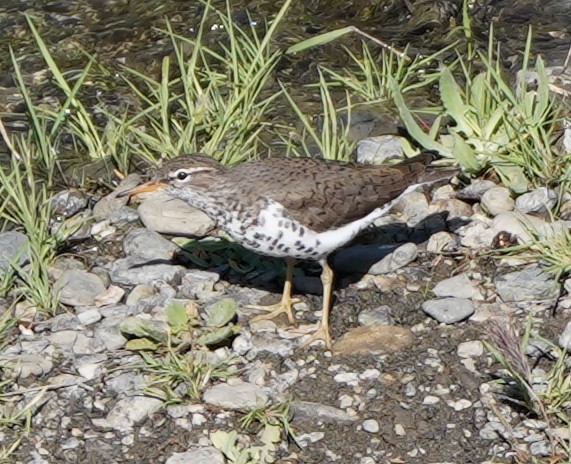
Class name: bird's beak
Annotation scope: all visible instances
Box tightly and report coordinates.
[116,180,167,198]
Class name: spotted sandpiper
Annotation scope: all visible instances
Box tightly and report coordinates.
[121,153,451,349]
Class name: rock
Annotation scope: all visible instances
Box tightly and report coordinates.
[491,211,568,244]
[392,191,429,225]
[421,298,475,323]
[432,274,482,300]
[93,173,141,220]
[179,270,221,298]
[428,198,473,219]
[515,187,557,214]
[558,321,571,351]
[109,206,140,226]
[456,215,495,248]
[362,419,380,433]
[456,180,497,201]
[368,242,418,275]
[110,257,186,286]
[481,187,514,216]
[333,326,414,355]
[123,228,178,261]
[126,284,156,306]
[0,353,53,378]
[356,135,406,165]
[54,270,107,307]
[96,396,163,432]
[457,340,484,358]
[358,305,393,326]
[495,267,559,302]
[291,401,359,423]
[51,189,88,217]
[0,231,30,273]
[332,244,398,274]
[94,285,125,307]
[137,190,215,237]
[77,308,102,325]
[426,231,459,252]
[165,448,225,464]
[202,381,268,409]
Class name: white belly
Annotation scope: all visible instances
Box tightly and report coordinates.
[222,199,397,260]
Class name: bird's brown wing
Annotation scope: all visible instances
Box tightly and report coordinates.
[225,155,431,233]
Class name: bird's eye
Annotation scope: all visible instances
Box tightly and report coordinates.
[177,171,188,180]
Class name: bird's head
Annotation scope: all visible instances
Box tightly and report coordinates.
[117,153,224,198]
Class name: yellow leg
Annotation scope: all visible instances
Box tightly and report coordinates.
[249,258,299,324]
[299,259,333,350]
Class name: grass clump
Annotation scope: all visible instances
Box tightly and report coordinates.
[390,23,571,192]
[116,0,292,168]
[122,299,241,403]
[485,318,571,463]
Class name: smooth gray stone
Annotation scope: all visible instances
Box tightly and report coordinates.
[202,381,268,409]
[422,298,475,323]
[0,231,29,273]
[165,448,224,464]
[123,228,178,261]
[54,270,106,307]
[495,267,559,302]
[110,256,186,286]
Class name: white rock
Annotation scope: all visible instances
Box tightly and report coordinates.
[457,340,484,358]
[481,187,514,216]
[362,419,380,433]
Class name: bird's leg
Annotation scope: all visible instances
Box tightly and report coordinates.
[249,258,299,324]
[299,258,333,350]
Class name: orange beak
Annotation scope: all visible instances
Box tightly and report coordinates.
[116,180,167,198]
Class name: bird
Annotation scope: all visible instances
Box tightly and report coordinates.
[119,153,451,350]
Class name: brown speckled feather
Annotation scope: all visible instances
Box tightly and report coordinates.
[160,154,430,233]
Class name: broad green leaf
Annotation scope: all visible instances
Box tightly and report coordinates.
[533,55,550,122]
[206,298,237,327]
[286,27,355,54]
[494,164,529,194]
[211,430,239,460]
[125,338,158,351]
[482,106,504,140]
[197,325,240,346]
[389,77,454,158]
[260,424,282,445]
[440,133,480,171]
[166,301,189,334]
[119,316,167,343]
[440,67,473,137]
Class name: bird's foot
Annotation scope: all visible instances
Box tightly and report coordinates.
[297,324,332,351]
[248,298,301,325]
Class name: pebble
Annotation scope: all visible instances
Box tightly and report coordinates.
[357,305,393,326]
[202,381,268,409]
[292,401,359,423]
[110,257,186,286]
[356,135,407,165]
[457,340,484,358]
[558,321,571,351]
[421,298,475,323]
[456,180,497,201]
[362,419,380,433]
[0,231,30,273]
[165,448,225,464]
[368,242,418,275]
[432,273,482,300]
[136,190,215,236]
[54,270,106,307]
[394,423,406,436]
[51,189,87,217]
[481,187,515,216]
[123,228,178,261]
[495,267,559,302]
[515,187,557,214]
[95,396,163,432]
[426,231,459,253]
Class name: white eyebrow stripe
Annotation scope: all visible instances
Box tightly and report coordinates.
[169,167,215,176]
